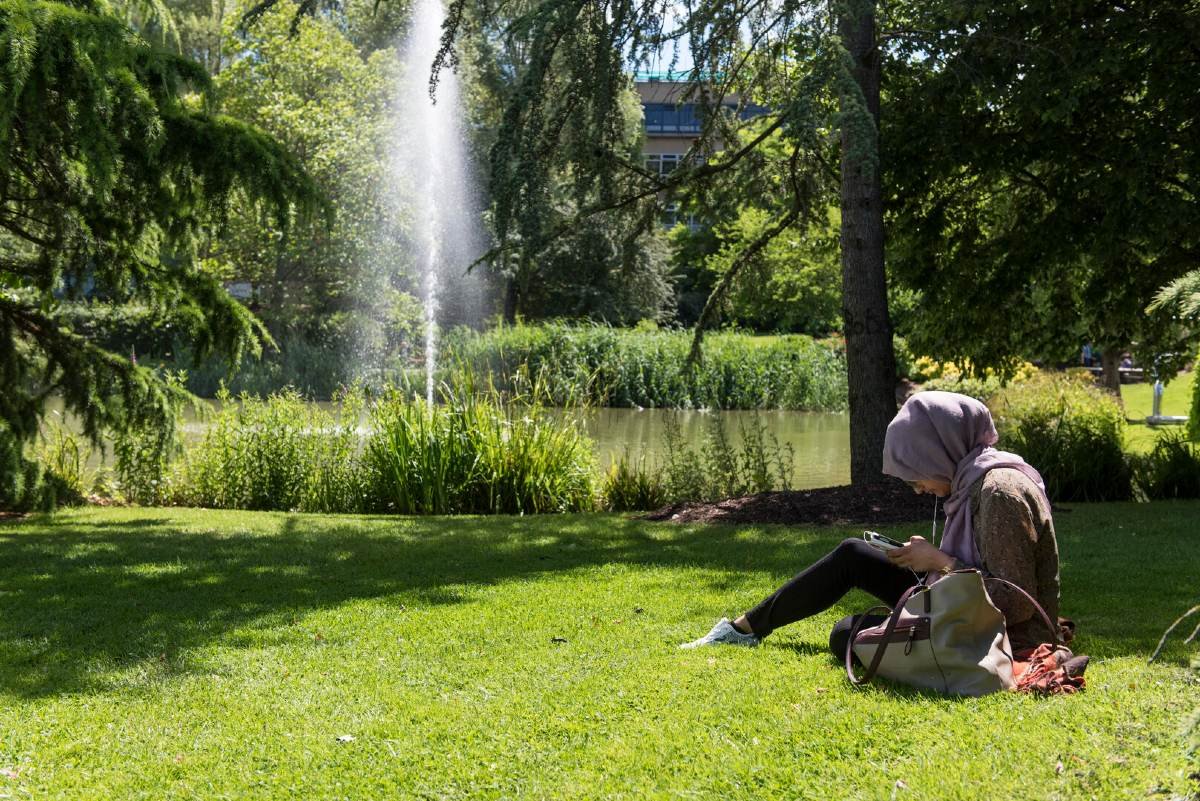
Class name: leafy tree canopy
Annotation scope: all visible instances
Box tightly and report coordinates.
[213,0,406,353]
[884,0,1200,385]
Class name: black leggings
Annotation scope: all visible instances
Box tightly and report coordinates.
[743,538,915,656]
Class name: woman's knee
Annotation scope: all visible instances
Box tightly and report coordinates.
[833,537,871,562]
[829,614,857,658]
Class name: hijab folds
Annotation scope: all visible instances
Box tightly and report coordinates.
[882,391,1047,568]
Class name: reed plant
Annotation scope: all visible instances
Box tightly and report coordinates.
[597,411,796,509]
[169,388,363,512]
[159,377,595,515]
[660,412,795,503]
[601,451,668,511]
[363,378,596,515]
[442,322,847,411]
[33,413,93,501]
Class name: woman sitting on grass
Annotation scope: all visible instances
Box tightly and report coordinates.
[681,391,1065,657]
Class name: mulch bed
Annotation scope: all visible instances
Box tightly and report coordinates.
[642,479,940,527]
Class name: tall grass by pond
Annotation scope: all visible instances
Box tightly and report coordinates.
[164,383,597,515]
[443,323,848,411]
[364,384,596,514]
[154,388,796,514]
[601,414,796,511]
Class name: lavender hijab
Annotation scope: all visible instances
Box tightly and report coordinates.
[882,391,1047,568]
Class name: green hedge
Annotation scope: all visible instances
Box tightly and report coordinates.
[987,373,1132,502]
[0,424,75,512]
[442,323,848,411]
[1132,430,1200,500]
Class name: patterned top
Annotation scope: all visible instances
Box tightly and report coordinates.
[967,467,1061,650]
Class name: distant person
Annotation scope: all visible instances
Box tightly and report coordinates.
[1081,343,1094,367]
[1120,353,1134,369]
[681,392,1065,658]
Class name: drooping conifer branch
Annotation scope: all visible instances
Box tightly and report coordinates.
[0,0,324,506]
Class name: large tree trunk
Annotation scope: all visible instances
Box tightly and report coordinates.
[838,0,897,486]
[502,278,519,324]
[1099,347,1124,402]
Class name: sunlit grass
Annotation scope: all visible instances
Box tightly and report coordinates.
[1123,370,1194,453]
[0,503,1197,799]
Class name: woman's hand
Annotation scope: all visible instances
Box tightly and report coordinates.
[887,535,955,573]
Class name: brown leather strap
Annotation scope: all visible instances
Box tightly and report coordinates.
[982,575,1062,647]
[845,583,928,686]
[844,604,894,685]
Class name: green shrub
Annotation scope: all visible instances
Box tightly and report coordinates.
[442,322,848,411]
[912,358,1041,401]
[601,452,668,511]
[1190,349,1200,442]
[1132,429,1200,500]
[987,373,1132,501]
[110,374,187,506]
[113,421,175,507]
[0,424,72,512]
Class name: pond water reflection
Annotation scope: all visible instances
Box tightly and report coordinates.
[572,408,850,489]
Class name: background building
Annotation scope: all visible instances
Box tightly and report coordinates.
[635,73,767,229]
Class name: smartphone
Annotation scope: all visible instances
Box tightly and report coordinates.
[863,531,904,551]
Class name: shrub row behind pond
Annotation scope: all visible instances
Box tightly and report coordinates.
[166,387,596,515]
[442,324,848,411]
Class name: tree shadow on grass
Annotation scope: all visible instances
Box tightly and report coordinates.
[0,512,816,697]
[0,507,1195,698]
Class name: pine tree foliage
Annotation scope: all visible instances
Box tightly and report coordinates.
[1149,269,1200,322]
[0,0,322,505]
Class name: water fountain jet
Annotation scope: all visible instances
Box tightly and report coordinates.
[385,0,485,403]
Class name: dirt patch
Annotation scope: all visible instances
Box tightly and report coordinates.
[642,480,938,527]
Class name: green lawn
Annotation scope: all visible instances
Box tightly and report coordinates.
[1,505,1197,800]
[1124,370,1194,452]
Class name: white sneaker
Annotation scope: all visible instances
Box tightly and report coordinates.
[679,618,760,649]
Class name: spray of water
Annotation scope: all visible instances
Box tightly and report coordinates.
[386,0,486,404]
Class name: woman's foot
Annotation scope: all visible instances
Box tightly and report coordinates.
[679,618,761,649]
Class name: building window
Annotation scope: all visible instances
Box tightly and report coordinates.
[660,202,703,232]
[643,103,702,134]
[645,153,685,177]
[642,100,768,134]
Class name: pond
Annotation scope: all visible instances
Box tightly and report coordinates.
[49,400,852,491]
[571,408,850,489]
